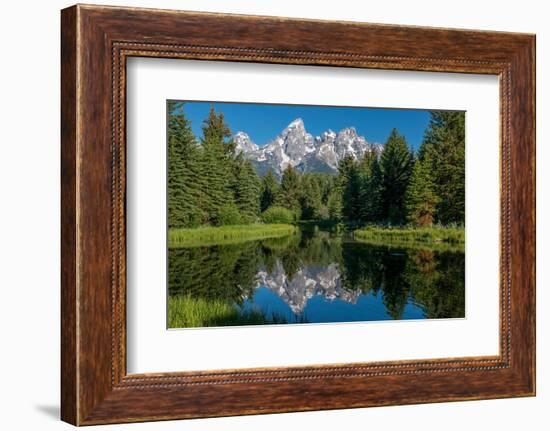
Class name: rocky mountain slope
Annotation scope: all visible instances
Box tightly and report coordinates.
[233,118,383,177]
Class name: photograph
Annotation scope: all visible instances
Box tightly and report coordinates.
[167,101,466,328]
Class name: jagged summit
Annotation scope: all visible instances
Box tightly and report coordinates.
[234,118,383,177]
[233,131,258,154]
[283,117,306,133]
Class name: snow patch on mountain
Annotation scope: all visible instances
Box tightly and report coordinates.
[233,118,383,177]
[233,131,258,154]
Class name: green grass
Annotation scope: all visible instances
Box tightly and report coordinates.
[168,295,292,328]
[353,235,464,252]
[353,225,465,252]
[168,224,297,248]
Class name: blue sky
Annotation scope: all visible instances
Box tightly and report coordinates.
[175,101,435,150]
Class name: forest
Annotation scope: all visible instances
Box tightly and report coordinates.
[168,101,465,243]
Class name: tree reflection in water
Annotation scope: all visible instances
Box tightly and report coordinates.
[168,225,465,327]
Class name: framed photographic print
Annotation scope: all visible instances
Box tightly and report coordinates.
[61,4,536,425]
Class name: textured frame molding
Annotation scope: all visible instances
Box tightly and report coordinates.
[61,4,535,425]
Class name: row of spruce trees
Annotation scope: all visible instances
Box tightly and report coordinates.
[168,101,464,229]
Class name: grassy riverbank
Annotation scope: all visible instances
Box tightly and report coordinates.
[168,223,297,248]
[353,225,465,251]
[168,295,291,328]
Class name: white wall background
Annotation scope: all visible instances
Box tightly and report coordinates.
[0,0,546,429]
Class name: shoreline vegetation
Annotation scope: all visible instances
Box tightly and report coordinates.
[168,295,299,328]
[168,221,465,250]
[168,223,297,248]
[353,225,465,252]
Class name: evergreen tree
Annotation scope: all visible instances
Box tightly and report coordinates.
[200,107,235,224]
[369,156,384,221]
[338,155,362,221]
[276,165,302,217]
[313,173,332,220]
[422,111,465,224]
[232,156,261,222]
[379,128,413,225]
[344,164,362,221]
[316,173,335,205]
[405,152,439,226]
[260,169,280,212]
[327,189,343,221]
[300,174,324,220]
[167,101,204,228]
[358,147,383,223]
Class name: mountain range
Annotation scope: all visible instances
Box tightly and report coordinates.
[233,118,383,177]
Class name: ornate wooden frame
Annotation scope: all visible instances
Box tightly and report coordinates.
[61,4,536,425]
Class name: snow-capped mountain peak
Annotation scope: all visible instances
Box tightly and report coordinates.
[337,127,358,138]
[234,118,383,177]
[282,117,306,135]
[233,131,259,153]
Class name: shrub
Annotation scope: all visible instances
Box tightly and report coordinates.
[216,204,242,226]
[184,207,206,228]
[260,206,295,224]
[238,213,258,225]
[317,205,330,221]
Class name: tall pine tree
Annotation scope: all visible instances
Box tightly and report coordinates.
[379,128,413,225]
[358,146,383,223]
[200,107,235,225]
[300,174,323,220]
[276,165,302,217]
[260,169,280,212]
[338,155,362,221]
[167,101,204,228]
[231,156,261,222]
[422,111,465,225]
[327,189,343,221]
[405,152,439,226]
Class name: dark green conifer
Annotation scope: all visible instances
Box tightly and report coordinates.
[327,190,343,221]
[167,101,204,228]
[422,111,465,224]
[200,107,235,225]
[379,128,413,225]
[232,156,261,222]
[338,155,360,221]
[358,146,383,223]
[300,174,324,220]
[260,169,280,212]
[276,165,302,217]
[405,152,439,226]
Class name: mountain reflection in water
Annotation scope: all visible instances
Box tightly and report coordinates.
[168,225,465,327]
